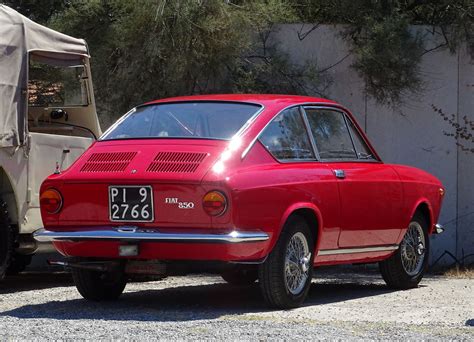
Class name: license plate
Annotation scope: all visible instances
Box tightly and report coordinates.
[109,186,154,222]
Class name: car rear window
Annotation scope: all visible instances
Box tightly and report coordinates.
[101,102,261,141]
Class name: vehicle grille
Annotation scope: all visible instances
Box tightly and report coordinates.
[146,152,207,173]
[80,152,137,172]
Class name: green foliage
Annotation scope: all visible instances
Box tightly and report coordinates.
[3,0,66,24]
[46,0,319,122]
[351,17,424,105]
[292,0,473,105]
[229,52,325,96]
[3,0,472,119]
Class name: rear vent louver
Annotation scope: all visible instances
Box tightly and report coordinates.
[147,152,207,173]
[80,152,137,172]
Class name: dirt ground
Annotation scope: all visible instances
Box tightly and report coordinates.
[0,266,472,340]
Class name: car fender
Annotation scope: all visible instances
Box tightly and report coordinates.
[399,198,434,242]
[266,202,323,254]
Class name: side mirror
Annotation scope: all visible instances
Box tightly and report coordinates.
[50,109,68,121]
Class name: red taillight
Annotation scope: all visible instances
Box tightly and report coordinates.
[203,191,227,216]
[40,188,63,214]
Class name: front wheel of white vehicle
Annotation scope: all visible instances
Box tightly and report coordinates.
[0,198,14,281]
[259,216,314,309]
[379,213,429,289]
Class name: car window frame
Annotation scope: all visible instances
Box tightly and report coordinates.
[258,106,317,163]
[302,106,380,163]
[344,113,378,161]
[100,100,265,142]
[302,106,356,160]
[27,53,91,108]
[255,104,381,164]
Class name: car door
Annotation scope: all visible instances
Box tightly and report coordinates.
[258,106,342,251]
[27,133,93,209]
[303,107,404,248]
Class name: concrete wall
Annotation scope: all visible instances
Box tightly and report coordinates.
[275,24,473,266]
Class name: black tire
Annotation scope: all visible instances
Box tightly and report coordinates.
[71,259,127,301]
[258,215,315,309]
[6,253,32,275]
[0,198,14,281]
[221,266,258,285]
[379,212,429,289]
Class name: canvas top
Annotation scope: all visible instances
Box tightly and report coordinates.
[0,5,89,147]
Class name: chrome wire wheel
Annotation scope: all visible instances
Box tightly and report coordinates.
[400,222,426,276]
[284,232,311,295]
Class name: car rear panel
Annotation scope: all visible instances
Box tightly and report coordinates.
[41,139,230,228]
[56,182,213,227]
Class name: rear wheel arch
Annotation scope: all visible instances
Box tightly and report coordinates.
[275,204,322,253]
[289,208,319,249]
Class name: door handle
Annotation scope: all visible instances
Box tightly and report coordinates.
[334,169,345,179]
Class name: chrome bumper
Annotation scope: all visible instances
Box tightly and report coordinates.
[33,227,269,244]
[434,223,445,234]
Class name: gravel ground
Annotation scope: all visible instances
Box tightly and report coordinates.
[0,267,472,340]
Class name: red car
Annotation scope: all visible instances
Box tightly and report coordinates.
[35,94,445,308]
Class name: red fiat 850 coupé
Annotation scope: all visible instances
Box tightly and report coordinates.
[35,94,444,308]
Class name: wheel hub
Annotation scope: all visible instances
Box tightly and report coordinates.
[401,222,426,276]
[299,255,310,273]
[285,232,311,295]
[416,242,425,256]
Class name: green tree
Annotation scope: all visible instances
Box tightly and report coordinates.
[4,0,472,119]
[3,0,66,24]
[47,0,324,124]
[293,0,473,105]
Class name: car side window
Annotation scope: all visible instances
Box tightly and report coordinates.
[346,118,375,160]
[305,108,357,159]
[259,107,315,161]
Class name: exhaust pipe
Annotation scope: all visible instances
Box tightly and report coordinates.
[47,260,119,272]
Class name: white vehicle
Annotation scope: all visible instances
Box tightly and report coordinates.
[0,5,101,278]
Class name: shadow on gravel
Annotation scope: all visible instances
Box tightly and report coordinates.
[0,272,72,294]
[0,272,401,322]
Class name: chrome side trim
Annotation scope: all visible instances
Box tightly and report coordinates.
[33,228,269,244]
[317,244,399,256]
[434,223,445,234]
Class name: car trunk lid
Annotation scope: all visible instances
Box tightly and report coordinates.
[63,139,227,184]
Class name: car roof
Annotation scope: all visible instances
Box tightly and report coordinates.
[145,94,339,107]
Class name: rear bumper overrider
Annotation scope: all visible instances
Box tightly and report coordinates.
[434,223,445,234]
